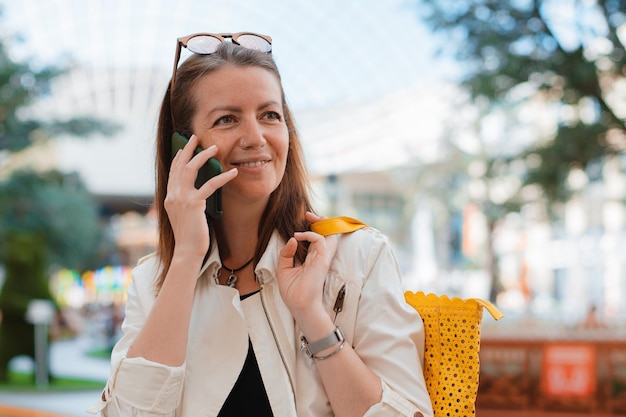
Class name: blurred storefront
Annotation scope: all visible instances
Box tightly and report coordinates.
[48,207,157,349]
[476,318,626,415]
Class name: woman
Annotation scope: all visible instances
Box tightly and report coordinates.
[92,32,433,417]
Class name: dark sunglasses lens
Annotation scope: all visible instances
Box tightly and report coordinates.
[236,35,272,53]
[186,35,222,54]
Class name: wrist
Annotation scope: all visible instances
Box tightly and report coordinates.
[295,308,336,342]
[172,247,206,265]
[293,303,330,328]
[168,250,204,279]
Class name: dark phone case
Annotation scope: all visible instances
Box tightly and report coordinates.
[171,132,223,219]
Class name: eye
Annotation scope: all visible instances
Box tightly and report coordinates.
[215,115,236,125]
[263,111,282,121]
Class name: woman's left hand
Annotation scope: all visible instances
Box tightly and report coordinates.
[277,212,339,322]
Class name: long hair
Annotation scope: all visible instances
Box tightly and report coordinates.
[154,42,312,290]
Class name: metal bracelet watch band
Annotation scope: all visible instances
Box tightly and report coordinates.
[300,326,345,359]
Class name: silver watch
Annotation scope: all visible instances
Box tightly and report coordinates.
[300,326,345,358]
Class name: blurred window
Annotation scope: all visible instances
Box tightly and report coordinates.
[352,192,405,242]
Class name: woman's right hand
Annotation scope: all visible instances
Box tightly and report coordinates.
[164,134,237,260]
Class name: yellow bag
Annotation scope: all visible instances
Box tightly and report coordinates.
[312,216,504,417]
[404,291,503,417]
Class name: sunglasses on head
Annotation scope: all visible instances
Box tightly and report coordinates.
[170,32,272,93]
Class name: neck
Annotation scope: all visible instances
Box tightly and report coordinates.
[216,199,266,264]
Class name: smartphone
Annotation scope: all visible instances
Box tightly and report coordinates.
[171,132,223,219]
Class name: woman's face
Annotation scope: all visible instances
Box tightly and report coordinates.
[190,64,289,207]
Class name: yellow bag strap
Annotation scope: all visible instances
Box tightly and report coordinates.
[473,298,504,320]
[313,218,504,322]
[311,216,367,236]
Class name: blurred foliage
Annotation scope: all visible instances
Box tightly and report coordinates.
[0,11,119,271]
[0,18,119,154]
[416,0,626,205]
[0,231,55,380]
[406,0,626,301]
[0,169,102,270]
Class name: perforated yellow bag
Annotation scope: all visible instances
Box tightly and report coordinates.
[404,291,503,417]
[311,217,504,416]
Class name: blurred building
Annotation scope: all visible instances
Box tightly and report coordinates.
[1,1,625,322]
[0,0,439,267]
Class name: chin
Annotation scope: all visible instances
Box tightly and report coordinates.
[223,187,275,204]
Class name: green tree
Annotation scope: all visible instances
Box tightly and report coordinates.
[0,169,103,269]
[0,32,117,155]
[416,0,625,203]
[0,231,55,380]
[0,169,105,381]
[0,11,118,268]
[412,0,626,301]
[0,11,118,379]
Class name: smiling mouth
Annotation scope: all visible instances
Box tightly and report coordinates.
[235,161,269,168]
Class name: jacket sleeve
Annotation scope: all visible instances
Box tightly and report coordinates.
[88,272,186,416]
[352,231,434,417]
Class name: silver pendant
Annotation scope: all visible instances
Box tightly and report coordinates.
[226,274,237,288]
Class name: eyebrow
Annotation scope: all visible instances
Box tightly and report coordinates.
[208,100,282,115]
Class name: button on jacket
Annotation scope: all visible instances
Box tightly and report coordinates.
[91,227,434,417]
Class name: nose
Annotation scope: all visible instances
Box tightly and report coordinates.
[239,120,266,149]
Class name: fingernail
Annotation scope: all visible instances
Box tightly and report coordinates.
[229,168,238,174]
[207,144,217,151]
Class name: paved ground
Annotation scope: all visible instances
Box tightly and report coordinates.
[0,404,68,417]
[0,336,109,417]
[0,393,99,417]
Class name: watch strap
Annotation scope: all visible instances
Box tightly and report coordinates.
[301,326,344,358]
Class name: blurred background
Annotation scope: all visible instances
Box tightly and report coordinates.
[0,0,625,415]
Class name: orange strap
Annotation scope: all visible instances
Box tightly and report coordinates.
[310,216,367,236]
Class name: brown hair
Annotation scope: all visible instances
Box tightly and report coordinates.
[154,42,312,289]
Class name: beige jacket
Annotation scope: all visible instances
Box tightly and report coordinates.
[90,227,433,417]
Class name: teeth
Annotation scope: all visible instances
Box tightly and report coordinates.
[237,161,267,167]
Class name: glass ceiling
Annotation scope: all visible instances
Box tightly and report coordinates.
[0,0,439,195]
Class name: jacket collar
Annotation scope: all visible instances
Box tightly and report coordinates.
[200,230,287,285]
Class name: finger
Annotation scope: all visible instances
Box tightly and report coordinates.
[292,231,326,265]
[305,211,324,223]
[197,168,238,196]
[186,144,217,171]
[171,148,183,164]
[278,237,298,272]
[170,135,201,178]
[179,134,201,162]
[170,146,188,174]
[297,230,339,266]
[293,231,325,244]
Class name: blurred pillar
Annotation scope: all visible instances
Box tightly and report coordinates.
[25,299,55,389]
[405,196,438,291]
[325,174,338,217]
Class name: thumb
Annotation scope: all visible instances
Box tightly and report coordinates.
[278,237,298,273]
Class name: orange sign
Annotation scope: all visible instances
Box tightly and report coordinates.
[540,344,596,398]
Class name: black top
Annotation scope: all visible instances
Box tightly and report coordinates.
[217,291,274,417]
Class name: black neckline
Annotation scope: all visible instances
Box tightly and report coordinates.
[240,290,260,301]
